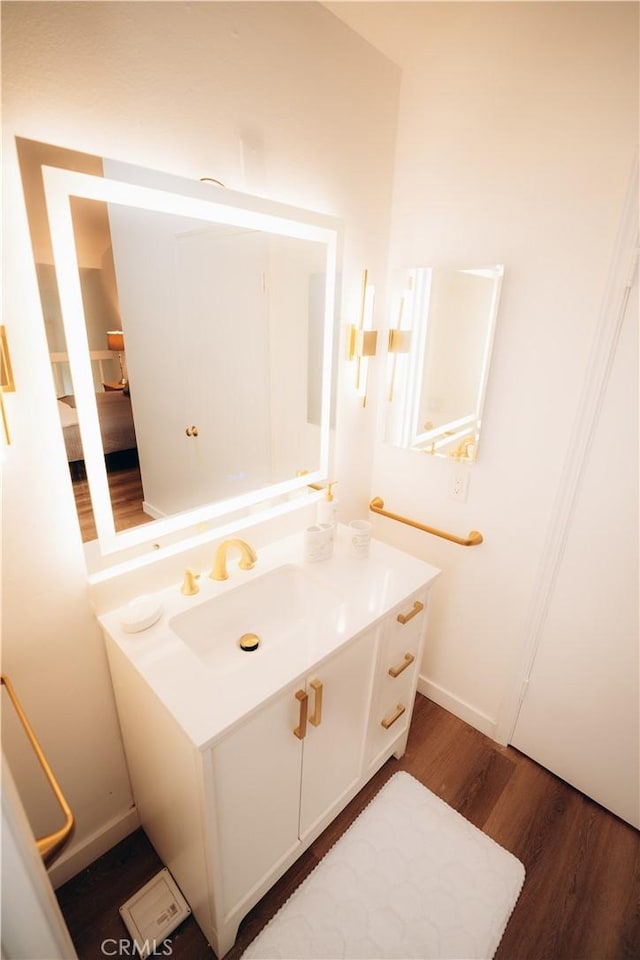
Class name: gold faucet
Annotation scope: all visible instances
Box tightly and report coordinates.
[210,539,257,581]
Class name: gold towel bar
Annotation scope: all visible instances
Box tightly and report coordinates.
[369,497,483,547]
[1,674,75,864]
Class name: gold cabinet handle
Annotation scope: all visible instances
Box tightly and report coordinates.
[293,689,308,740]
[309,679,323,727]
[388,652,415,678]
[381,703,406,730]
[185,425,199,437]
[396,600,424,624]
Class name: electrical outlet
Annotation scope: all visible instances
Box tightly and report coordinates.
[450,464,470,502]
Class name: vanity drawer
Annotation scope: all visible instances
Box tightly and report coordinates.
[366,590,426,766]
[383,595,425,674]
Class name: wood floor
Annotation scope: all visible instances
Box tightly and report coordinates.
[56,695,640,960]
[72,463,152,542]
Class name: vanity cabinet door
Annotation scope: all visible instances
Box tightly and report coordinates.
[206,629,376,917]
[366,590,427,769]
[299,626,376,839]
[208,678,304,917]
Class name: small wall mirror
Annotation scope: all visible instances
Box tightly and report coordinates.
[17,139,339,573]
[384,265,504,460]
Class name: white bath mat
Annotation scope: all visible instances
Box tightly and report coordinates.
[241,771,524,959]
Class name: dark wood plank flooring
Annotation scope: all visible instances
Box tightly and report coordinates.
[56,696,640,959]
[73,464,152,543]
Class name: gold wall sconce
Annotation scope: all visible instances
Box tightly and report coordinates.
[347,269,378,407]
[1,325,15,446]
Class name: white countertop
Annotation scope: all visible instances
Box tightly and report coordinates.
[99,525,440,750]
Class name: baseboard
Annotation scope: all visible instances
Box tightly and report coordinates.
[142,500,165,520]
[417,675,498,740]
[47,806,140,890]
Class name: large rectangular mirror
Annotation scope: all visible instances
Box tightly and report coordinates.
[17,139,339,570]
[384,265,504,460]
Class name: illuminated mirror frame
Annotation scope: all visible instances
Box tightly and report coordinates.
[42,165,338,558]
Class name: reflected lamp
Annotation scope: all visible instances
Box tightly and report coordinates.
[106,330,127,385]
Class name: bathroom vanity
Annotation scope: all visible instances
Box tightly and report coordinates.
[100,527,439,957]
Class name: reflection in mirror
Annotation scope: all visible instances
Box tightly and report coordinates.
[17,139,339,569]
[385,265,504,460]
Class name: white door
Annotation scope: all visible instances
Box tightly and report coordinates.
[299,628,375,838]
[175,230,272,507]
[511,266,639,828]
[109,206,272,518]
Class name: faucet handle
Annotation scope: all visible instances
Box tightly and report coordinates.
[181,568,200,596]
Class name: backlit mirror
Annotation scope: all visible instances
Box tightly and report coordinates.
[384,265,504,459]
[17,139,339,571]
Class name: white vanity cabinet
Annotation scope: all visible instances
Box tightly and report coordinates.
[206,626,376,925]
[100,534,439,958]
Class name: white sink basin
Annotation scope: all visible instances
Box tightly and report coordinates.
[169,564,343,674]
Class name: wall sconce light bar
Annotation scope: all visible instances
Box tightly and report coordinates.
[347,269,377,407]
[0,326,15,446]
[0,396,9,447]
[1,327,15,391]
[388,329,412,353]
[387,294,413,403]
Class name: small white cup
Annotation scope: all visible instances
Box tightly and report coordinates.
[304,524,332,562]
[349,519,372,558]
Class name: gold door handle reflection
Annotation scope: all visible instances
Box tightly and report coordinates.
[388,653,415,678]
[309,679,323,727]
[396,600,424,624]
[381,703,406,730]
[185,425,199,437]
[293,689,308,740]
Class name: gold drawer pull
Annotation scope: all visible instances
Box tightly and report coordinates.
[309,679,323,727]
[381,703,406,729]
[396,600,424,624]
[388,652,415,678]
[293,689,308,740]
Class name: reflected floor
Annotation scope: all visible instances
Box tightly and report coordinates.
[72,462,152,543]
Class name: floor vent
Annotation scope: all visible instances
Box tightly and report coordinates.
[119,868,191,958]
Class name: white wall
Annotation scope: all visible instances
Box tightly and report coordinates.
[1,1,400,884]
[359,1,638,735]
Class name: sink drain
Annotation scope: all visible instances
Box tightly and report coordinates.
[239,633,261,652]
